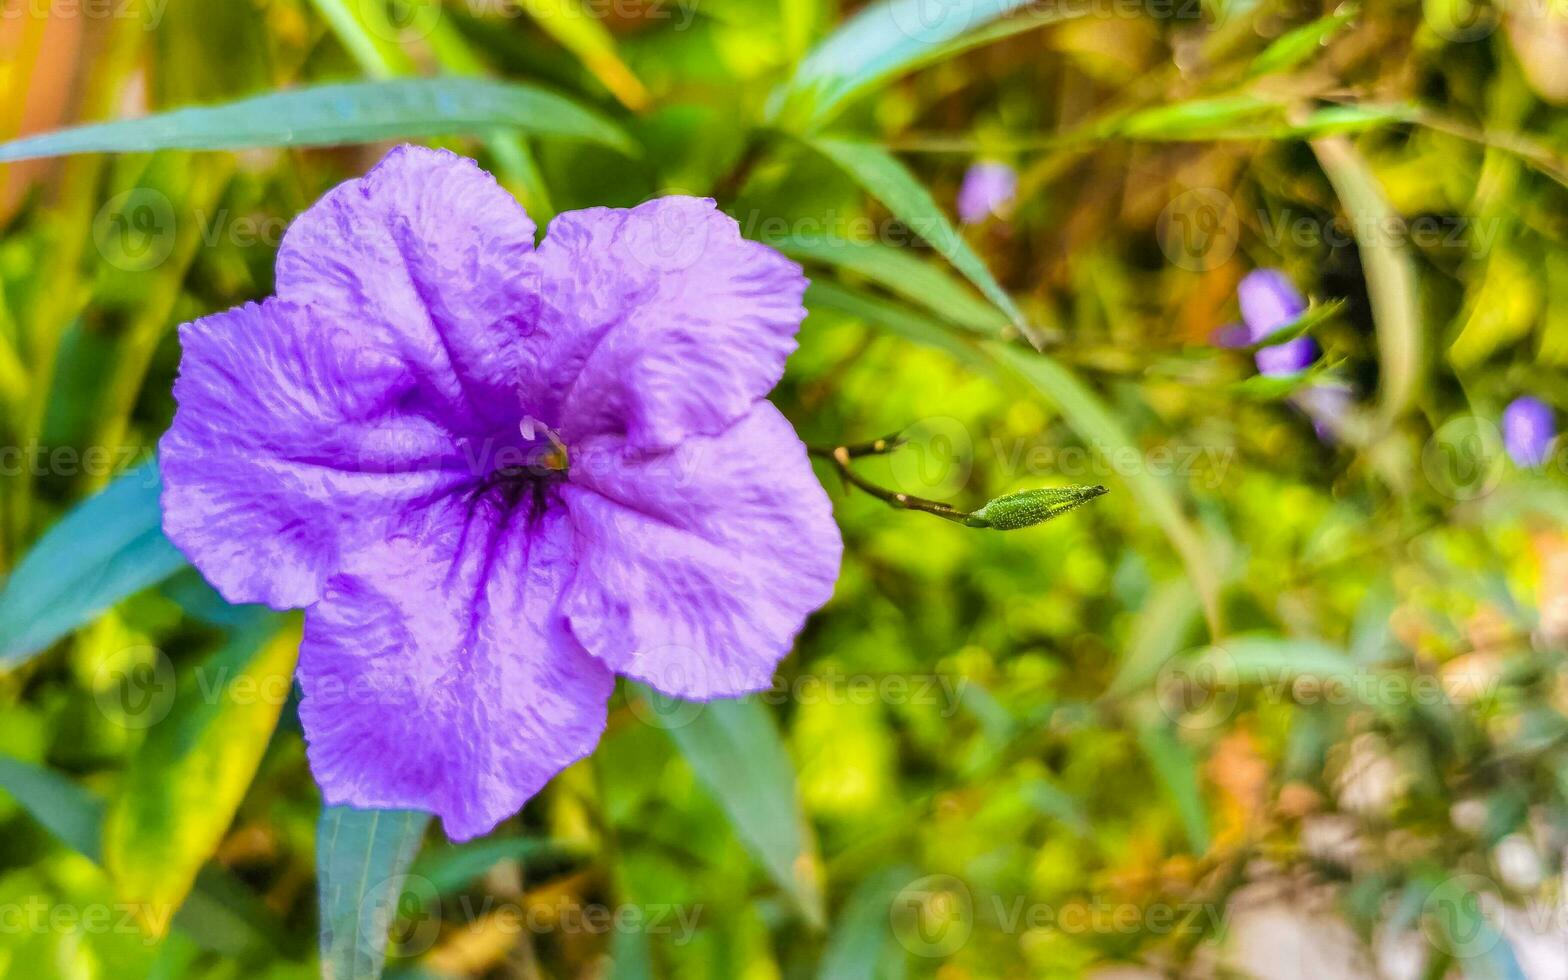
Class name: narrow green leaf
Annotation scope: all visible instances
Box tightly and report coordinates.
[1237,298,1346,351]
[773,234,1009,335]
[1103,579,1202,700]
[818,866,915,980]
[307,0,408,78]
[804,281,981,364]
[1020,779,1092,838]
[1312,137,1422,429]
[104,619,300,936]
[1217,635,1358,683]
[1110,95,1281,140]
[806,138,1041,347]
[1134,718,1210,854]
[0,461,186,665]
[514,0,649,110]
[318,806,432,980]
[1248,6,1359,78]
[0,754,106,860]
[986,343,1223,636]
[769,0,1036,129]
[607,928,654,980]
[0,78,635,163]
[407,836,569,898]
[1285,103,1420,138]
[654,690,824,926]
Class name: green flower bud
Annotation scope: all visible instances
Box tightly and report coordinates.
[964,485,1107,530]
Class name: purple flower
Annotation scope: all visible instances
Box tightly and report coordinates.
[1236,268,1315,377]
[957,161,1017,225]
[1238,269,1306,339]
[1254,335,1319,377]
[1503,396,1555,468]
[1294,382,1353,443]
[159,146,843,840]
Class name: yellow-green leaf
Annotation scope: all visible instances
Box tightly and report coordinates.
[104,619,300,935]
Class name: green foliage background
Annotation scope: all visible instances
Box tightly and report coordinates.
[1,0,1567,976]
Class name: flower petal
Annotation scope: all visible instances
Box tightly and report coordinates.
[560,402,841,698]
[524,197,807,450]
[160,300,464,609]
[297,497,613,842]
[275,144,539,435]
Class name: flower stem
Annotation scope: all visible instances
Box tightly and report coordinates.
[807,438,970,524]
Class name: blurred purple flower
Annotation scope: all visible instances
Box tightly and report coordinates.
[1211,321,1252,349]
[160,146,842,840]
[1236,268,1315,377]
[1254,335,1320,377]
[1294,383,1353,443]
[1238,268,1307,339]
[957,161,1017,225]
[1504,396,1555,468]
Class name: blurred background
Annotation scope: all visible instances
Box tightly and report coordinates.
[2,0,1568,976]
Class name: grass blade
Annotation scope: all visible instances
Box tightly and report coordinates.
[655,690,825,927]
[0,460,185,665]
[770,0,1036,129]
[806,137,1042,347]
[1312,137,1422,430]
[0,78,635,162]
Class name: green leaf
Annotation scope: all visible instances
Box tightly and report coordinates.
[1134,718,1210,854]
[0,460,186,665]
[1312,138,1422,429]
[318,806,432,980]
[986,343,1223,636]
[1237,298,1346,352]
[0,78,635,163]
[1284,103,1421,138]
[514,0,649,110]
[772,234,1008,335]
[607,928,654,980]
[1103,579,1202,700]
[1109,95,1281,141]
[804,281,982,365]
[1247,7,1359,78]
[0,753,106,860]
[654,690,824,927]
[818,866,915,980]
[1216,635,1358,683]
[0,754,285,955]
[307,0,409,78]
[407,835,569,898]
[103,618,300,936]
[805,138,1041,347]
[769,0,1037,129]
